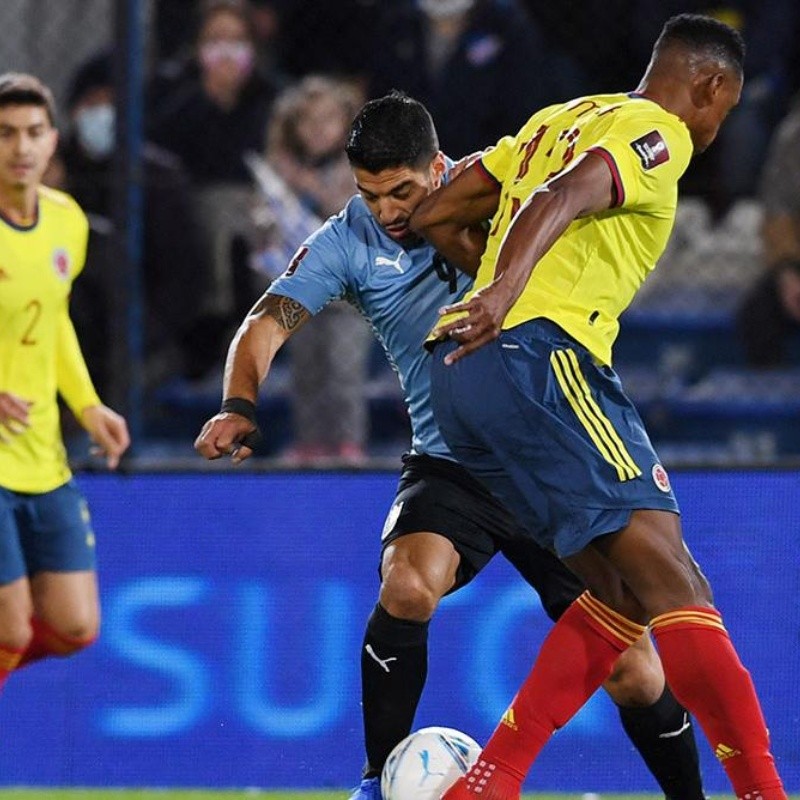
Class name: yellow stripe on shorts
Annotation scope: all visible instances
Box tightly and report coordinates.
[550,349,641,481]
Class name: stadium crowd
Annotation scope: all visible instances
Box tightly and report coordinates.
[45,0,800,462]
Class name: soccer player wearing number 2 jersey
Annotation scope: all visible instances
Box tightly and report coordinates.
[413,14,785,800]
[0,74,129,695]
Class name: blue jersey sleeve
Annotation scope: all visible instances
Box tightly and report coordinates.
[266,220,351,315]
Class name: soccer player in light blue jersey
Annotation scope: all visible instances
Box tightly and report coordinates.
[195,92,706,800]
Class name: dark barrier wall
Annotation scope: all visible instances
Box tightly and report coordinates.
[0,471,797,793]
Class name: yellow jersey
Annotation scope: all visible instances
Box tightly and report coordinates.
[0,186,100,493]
[469,92,693,365]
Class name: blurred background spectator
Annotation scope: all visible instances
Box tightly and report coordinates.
[737,95,800,367]
[18,0,800,463]
[369,0,571,158]
[59,50,218,393]
[150,0,284,105]
[250,76,372,465]
[737,258,800,367]
[149,0,282,327]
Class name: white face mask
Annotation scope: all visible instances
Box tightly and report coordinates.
[75,103,115,160]
[417,0,476,18]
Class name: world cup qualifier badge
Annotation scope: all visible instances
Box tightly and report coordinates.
[652,463,671,493]
[52,248,71,280]
[630,130,670,170]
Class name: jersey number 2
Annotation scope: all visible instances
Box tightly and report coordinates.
[21,299,41,345]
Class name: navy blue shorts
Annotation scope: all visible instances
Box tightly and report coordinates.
[430,319,679,558]
[381,453,584,621]
[0,480,97,584]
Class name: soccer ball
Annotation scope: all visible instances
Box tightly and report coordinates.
[381,726,482,800]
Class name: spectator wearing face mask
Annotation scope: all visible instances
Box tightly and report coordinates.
[150,0,279,186]
[149,0,283,326]
[61,52,222,392]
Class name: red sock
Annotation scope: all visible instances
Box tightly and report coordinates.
[0,644,25,693]
[445,593,645,799]
[17,616,96,668]
[651,607,785,800]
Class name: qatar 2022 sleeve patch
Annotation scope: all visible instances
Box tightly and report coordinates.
[630,130,670,170]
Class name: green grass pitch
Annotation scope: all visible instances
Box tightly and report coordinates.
[1,791,796,800]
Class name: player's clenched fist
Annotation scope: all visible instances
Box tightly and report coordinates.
[194,412,258,464]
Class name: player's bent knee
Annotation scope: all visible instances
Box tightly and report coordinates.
[603,636,665,707]
[380,563,442,622]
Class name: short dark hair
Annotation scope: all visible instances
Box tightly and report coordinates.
[0,72,56,125]
[655,13,745,75]
[345,91,439,173]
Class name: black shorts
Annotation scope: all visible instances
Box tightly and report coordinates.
[381,453,585,621]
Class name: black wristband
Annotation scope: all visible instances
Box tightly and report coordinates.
[220,396,257,422]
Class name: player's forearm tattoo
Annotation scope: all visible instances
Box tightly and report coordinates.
[254,294,309,331]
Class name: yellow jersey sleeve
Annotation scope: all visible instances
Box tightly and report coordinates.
[57,306,101,418]
[587,105,692,212]
[479,135,517,185]
[55,194,98,417]
[71,203,89,278]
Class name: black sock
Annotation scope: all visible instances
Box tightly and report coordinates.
[618,685,705,800]
[361,603,429,778]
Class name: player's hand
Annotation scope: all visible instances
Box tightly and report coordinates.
[0,392,33,443]
[81,404,131,469]
[432,280,513,365]
[194,413,259,465]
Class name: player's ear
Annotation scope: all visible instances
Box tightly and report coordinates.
[693,69,725,109]
[430,151,447,184]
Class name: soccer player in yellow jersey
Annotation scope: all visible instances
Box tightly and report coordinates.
[0,74,129,694]
[411,14,786,800]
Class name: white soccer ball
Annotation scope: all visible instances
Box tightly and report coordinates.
[381,726,482,800]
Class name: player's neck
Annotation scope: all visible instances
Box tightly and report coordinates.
[0,183,38,226]
[635,54,697,128]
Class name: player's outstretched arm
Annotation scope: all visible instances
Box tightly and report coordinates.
[410,164,501,275]
[194,293,310,464]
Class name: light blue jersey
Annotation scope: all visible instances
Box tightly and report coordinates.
[267,193,472,458]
